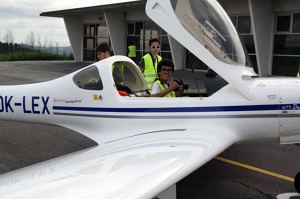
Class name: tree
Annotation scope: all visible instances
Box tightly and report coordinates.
[28,31,35,50]
[43,36,48,52]
[3,30,14,52]
[48,40,54,53]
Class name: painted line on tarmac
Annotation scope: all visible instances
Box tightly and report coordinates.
[215,156,294,182]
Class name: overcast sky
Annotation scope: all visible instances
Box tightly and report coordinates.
[0,0,138,47]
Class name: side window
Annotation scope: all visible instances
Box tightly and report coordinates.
[113,61,148,96]
[73,65,103,90]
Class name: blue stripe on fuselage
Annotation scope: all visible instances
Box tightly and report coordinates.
[53,104,282,113]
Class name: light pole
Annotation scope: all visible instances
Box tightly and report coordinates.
[38,41,41,52]
[55,42,58,54]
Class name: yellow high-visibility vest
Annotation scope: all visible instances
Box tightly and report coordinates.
[143,54,162,89]
[128,45,136,58]
[154,79,175,98]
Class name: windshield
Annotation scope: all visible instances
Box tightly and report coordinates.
[171,0,247,66]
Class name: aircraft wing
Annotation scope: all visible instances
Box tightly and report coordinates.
[0,128,238,198]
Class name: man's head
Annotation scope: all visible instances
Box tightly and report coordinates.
[96,42,111,61]
[149,38,160,56]
[157,59,174,82]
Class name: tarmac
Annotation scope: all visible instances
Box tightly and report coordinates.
[0,60,300,199]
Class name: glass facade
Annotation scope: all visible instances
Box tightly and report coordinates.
[126,21,171,64]
[274,13,300,76]
[231,15,257,72]
[83,24,110,61]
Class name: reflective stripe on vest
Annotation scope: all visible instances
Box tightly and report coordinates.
[128,45,136,57]
[154,80,175,98]
[143,54,162,89]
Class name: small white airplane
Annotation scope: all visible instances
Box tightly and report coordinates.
[0,0,300,198]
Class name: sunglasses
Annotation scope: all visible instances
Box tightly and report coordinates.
[161,68,173,72]
[150,45,160,49]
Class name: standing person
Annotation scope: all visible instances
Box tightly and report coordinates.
[150,59,184,97]
[96,42,124,85]
[139,38,162,89]
[127,42,137,63]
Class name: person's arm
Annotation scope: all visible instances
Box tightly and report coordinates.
[150,82,178,97]
[112,64,124,84]
[138,58,145,73]
[175,85,184,97]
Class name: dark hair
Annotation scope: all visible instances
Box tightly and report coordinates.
[149,38,160,46]
[157,59,174,73]
[96,42,110,53]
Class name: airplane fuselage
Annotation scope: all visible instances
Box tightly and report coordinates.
[0,65,299,145]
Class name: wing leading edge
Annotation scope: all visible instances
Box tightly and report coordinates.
[0,129,238,198]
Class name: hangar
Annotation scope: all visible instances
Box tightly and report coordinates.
[41,0,300,77]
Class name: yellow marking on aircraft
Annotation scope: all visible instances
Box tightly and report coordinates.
[215,156,294,182]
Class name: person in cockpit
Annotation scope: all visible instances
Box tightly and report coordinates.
[150,59,184,97]
[96,42,124,85]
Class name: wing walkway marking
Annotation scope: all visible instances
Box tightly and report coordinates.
[215,156,294,182]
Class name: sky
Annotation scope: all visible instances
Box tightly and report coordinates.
[0,0,138,47]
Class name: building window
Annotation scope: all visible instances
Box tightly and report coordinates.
[274,13,300,76]
[126,21,171,64]
[83,24,110,61]
[235,15,257,72]
[237,15,252,34]
[277,15,291,32]
[293,13,300,33]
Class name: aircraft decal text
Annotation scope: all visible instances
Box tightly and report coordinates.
[281,104,300,111]
[53,97,83,105]
[4,167,57,186]
[0,96,50,114]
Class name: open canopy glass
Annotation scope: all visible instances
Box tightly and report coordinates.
[171,0,248,66]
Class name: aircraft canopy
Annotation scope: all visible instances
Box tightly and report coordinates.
[171,0,249,67]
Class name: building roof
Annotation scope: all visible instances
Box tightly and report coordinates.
[40,0,145,18]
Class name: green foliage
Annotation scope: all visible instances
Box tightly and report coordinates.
[0,42,74,61]
[0,51,73,61]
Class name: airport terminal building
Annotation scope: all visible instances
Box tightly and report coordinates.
[41,0,300,77]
